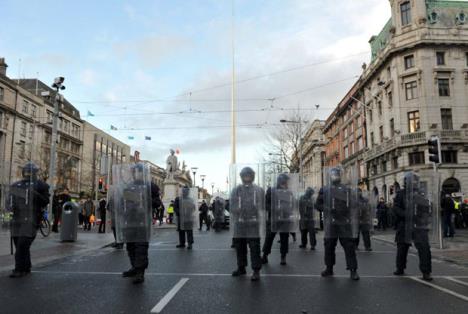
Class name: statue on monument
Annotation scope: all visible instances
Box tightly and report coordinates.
[166,149,179,180]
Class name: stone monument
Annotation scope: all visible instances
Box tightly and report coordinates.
[163,149,180,207]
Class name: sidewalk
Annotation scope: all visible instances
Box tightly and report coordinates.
[0,226,114,273]
[373,228,468,267]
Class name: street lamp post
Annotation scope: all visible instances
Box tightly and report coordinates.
[191,167,198,187]
[200,175,206,189]
[48,77,65,217]
[211,183,215,196]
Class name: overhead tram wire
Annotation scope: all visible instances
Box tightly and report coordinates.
[70,51,369,105]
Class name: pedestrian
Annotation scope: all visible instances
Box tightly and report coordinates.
[231,166,265,281]
[82,196,94,231]
[115,163,152,284]
[212,197,225,232]
[198,200,210,231]
[315,167,360,280]
[51,188,71,233]
[355,189,373,251]
[441,193,455,238]
[462,199,468,228]
[299,187,317,250]
[262,173,298,266]
[98,197,107,233]
[167,201,175,224]
[376,197,388,230]
[158,203,165,226]
[9,162,50,278]
[175,186,196,249]
[393,172,433,281]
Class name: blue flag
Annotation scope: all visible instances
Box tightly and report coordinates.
[110,125,117,130]
[128,136,134,140]
[87,110,95,117]
[145,136,151,140]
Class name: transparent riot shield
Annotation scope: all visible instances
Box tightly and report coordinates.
[323,166,359,239]
[112,163,152,243]
[229,164,266,238]
[270,173,300,233]
[213,197,226,226]
[359,190,376,232]
[178,187,198,231]
[299,187,316,231]
[9,170,36,237]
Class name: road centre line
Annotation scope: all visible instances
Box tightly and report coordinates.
[445,276,468,288]
[151,278,189,313]
[31,270,468,279]
[408,276,468,303]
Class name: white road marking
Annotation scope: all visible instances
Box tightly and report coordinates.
[31,270,468,279]
[408,276,468,303]
[150,278,189,313]
[445,276,468,288]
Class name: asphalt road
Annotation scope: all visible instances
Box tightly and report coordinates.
[1,228,467,314]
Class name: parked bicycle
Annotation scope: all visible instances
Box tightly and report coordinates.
[39,209,51,237]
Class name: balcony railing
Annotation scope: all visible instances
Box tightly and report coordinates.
[401,131,426,144]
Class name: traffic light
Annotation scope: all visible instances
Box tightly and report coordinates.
[98,177,104,190]
[428,136,441,164]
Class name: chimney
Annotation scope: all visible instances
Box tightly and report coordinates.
[0,58,7,76]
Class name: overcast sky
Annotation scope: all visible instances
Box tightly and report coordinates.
[0,0,391,191]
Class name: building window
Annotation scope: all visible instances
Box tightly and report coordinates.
[344,146,349,159]
[47,111,53,123]
[369,110,373,123]
[356,117,361,128]
[404,55,414,69]
[392,156,399,169]
[370,132,375,147]
[405,81,418,100]
[388,92,393,107]
[29,124,34,139]
[63,120,70,134]
[378,101,382,116]
[438,79,450,97]
[372,164,378,176]
[350,142,355,155]
[22,100,29,114]
[401,1,412,26]
[357,136,363,151]
[0,87,4,101]
[408,111,420,133]
[30,105,37,118]
[44,132,51,144]
[18,141,26,159]
[441,109,453,130]
[381,161,387,173]
[442,150,457,163]
[20,121,27,137]
[436,51,445,66]
[390,118,395,137]
[379,126,384,142]
[343,127,348,139]
[409,152,425,165]
[466,52,468,67]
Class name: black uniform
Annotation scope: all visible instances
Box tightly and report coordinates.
[262,187,290,258]
[98,199,107,233]
[316,185,358,271]
[52,192,71,233]
[393,189,432,275]
[356,192,372,250]
[299,189,317,249]
[199,202,210,231]
[212,198,225,232]
[10,177,49,275]
[174,193,194,247]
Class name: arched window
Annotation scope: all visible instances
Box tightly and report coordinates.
[442,177,461,194]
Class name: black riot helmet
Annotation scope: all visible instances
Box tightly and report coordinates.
[403,172,420,192]
[182,186,190,198]
[240,167,255,185]
[131,163,145,183]
[330,167,342,185]
[276,173,290,189]
[304,187,314,198]
[22,162,39,180]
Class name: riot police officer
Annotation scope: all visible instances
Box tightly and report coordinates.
[393,172,433,281]
[355,189,373,251]
[115,163,152,284]
[316,167,359,280]
[262,173,297,266]
[231,167,265,281]
[9,162,50,278]
[299,187,317,250]
[175,186,195,249]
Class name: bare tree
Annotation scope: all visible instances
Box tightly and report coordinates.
[264,110,308,174]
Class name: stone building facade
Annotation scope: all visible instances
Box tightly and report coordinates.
[302,119,326,189]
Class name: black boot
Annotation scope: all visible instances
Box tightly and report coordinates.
[122,268,137,277]
[299,244,306,249]
[393,269,405,276]
[9,270,26,278]
[261,254,268,264]
[187,244,192,250]
[133,271,145,284]
[251,270,260,281]
[422,273,433,281]
[280,255,287,265]
[176,244,185,248]
[350,269,360,281]
[232,267,247,277]
[321,267,334,277]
